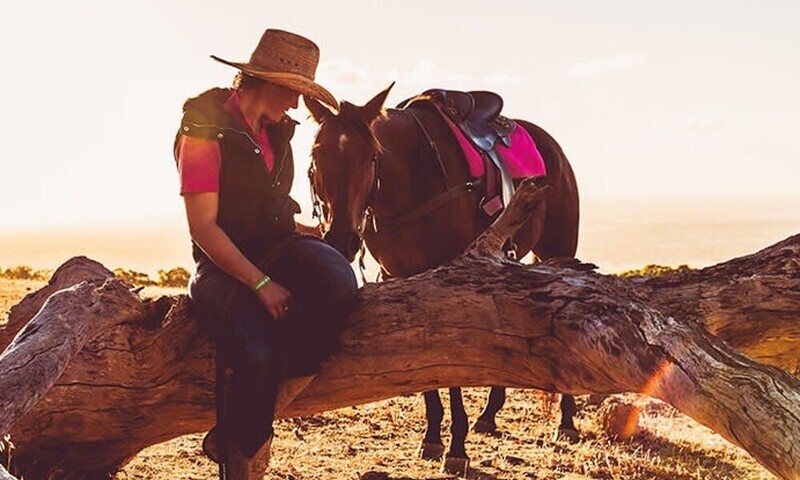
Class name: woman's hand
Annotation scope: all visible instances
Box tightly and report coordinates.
[256,280,292,320]
[184,193,293,321]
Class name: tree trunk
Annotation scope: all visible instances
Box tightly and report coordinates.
[1,179,799,479]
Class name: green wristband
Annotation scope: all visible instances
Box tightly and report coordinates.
[252,275,272,292]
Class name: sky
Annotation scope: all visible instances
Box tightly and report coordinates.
[0,0,798,237]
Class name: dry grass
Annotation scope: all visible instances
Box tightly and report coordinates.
[0,279,775,479]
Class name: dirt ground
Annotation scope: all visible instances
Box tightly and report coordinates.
[0,279,775,480]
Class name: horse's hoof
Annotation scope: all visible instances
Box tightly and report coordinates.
[554,426,580,443]
[417,441,445,461]
[471,418,497,434]
[442,456,470,477]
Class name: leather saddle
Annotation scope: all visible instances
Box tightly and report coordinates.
[398,89,515,152]
[398,89,517,218]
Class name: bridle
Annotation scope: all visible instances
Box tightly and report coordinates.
[308,151,380,232]
[308,150,381,282]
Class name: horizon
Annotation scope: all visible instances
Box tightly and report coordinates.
[3,195,798,277]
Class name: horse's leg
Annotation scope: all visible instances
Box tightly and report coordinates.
[461,197,546,438]
[471,386,505,434]
[442,387,470,477]
[418,390,445,461]
[556,394,580,442]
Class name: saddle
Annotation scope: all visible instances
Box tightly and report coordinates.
[398,89,517,217]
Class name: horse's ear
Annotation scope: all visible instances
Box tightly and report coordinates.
[361,82,395,124]
[304,96,336,124]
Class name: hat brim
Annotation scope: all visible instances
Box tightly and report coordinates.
[211,55,339,110]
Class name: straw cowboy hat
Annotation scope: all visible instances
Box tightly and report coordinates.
[212,29,338,110]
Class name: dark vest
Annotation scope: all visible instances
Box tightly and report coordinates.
[174,88,300,265]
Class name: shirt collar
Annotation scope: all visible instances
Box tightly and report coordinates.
[224,89,299,133]
[223,90,263,134]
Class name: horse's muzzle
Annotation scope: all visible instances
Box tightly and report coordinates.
[324,229,362,263]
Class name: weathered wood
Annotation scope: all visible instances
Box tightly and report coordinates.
[0,464,16,480]
[635,237,800,373]
[0,256,116,353]
[0,279,145,437]
[1,179,799,479]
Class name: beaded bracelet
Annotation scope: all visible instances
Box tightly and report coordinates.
[251,275,272,292]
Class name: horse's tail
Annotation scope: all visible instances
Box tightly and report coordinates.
[515,119,580,259]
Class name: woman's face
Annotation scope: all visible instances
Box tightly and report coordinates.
[256,82,301,124]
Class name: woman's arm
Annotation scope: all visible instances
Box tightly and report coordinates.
[183,192,291,320]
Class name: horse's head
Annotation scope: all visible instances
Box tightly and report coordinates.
[306,83,394,262]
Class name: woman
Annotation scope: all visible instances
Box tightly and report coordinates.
[174,29,357,480]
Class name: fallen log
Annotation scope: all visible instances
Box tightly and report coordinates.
[636,236,800,373]
[0,464,15,480]
[1,178,799,479]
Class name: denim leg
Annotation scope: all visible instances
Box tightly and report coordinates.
[267,237,358,377]
[187,238,356,456]
[188,259,246,337]
[220,293,280,458]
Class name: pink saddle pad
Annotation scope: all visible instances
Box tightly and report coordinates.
[440,111,547,179]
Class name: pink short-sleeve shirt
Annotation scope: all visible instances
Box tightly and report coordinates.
[177,91,275,195]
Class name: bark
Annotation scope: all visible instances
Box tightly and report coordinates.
[0,178,798,479]
[635,238,800,373]
[0,464,15,480]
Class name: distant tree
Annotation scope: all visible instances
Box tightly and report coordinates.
[0,266,51,281]
[157,267,190,288]
[617,264,695,278]
[112,268,156,287]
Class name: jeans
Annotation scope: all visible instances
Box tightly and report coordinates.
[190,236,357,457]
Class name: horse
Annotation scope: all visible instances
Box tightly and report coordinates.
[305,84,580,475]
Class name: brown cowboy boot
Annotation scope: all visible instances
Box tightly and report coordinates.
[225,436,272,480]
[203,375,316,464]
[202,426,222,464]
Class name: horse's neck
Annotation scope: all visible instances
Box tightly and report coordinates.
[372,109,450,218]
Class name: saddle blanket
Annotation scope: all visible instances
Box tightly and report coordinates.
[440,110,547,179]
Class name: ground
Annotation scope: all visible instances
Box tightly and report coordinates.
[0,279,775,480]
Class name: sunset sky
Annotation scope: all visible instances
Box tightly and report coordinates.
[1,0,798,271]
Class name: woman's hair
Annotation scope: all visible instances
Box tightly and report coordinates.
[232,72,266,92]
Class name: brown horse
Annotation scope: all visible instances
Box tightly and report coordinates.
[305,84,580,475]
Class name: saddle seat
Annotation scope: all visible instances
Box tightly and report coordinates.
[434,90,503,123]
[398,89,515,152]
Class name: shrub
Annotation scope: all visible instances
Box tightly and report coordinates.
[0,266,51,281]
[157,267,191,288]
[113,268,157,287]
[617,264,695,278]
